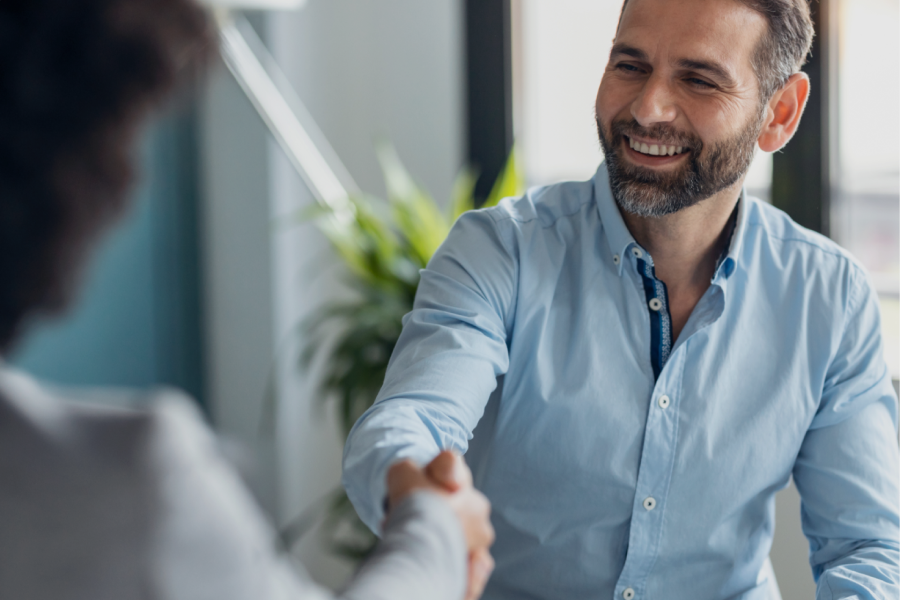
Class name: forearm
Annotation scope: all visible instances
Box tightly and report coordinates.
[343,209,513,534]
[342,402,448,533]
[340,492,467,600]
[814,538,899,599]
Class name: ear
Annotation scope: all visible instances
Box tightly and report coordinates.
[757,72,810,152]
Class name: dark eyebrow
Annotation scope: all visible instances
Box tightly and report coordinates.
[609,43,648,62]
[676,58,737,87]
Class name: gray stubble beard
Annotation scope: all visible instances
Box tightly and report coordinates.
[596,110,763,218]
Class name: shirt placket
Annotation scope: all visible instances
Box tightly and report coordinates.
[614,245,684,600]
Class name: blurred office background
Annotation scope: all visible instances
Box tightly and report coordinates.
[10,0,898,596]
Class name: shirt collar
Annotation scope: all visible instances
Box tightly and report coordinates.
[593,163,637,276]
[593,161,748,281]
[712,190,746,281]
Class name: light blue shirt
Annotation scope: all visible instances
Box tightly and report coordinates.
[343,163,899,600]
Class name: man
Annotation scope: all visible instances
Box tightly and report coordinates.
[344,0,900,598]
[0,0,494,598]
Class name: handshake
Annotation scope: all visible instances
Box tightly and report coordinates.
[387,451,496,600]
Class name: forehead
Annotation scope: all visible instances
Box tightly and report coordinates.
[616,0,767,78]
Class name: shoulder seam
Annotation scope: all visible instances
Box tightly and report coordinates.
[746,222,856,263]
[484,192,594,230]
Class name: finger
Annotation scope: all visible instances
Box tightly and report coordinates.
[468,492,495,548]
[464,550,495,600]
[425,450,463,492]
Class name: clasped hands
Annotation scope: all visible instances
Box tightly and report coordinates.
[386,451,495,600]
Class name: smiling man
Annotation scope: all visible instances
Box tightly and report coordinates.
[342,0,900,598]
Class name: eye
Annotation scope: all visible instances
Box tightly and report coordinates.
[616,63,644,74]
[686,77,715,89]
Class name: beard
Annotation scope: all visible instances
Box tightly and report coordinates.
[596,111,762,218]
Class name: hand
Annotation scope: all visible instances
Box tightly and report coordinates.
[464,547,495,600]
[386,451,495,600]
[386,452,495,552]
[424,452,495,600]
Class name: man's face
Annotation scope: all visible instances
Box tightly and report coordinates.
[596,0,769,217]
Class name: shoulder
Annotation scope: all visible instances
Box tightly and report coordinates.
[743,197,869,303]
[745,197,859,267]
[0,367,218,512]
[0,367,194,458]
[478,178,596,231]
[0,369,312,598]
[454,178,596,258]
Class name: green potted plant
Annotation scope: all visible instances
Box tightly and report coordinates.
[292,143,523,559]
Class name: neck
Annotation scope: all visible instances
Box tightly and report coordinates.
[620,180,741,340]
[621,181,741,286]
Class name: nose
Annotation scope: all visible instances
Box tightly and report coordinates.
[630,74,677,127]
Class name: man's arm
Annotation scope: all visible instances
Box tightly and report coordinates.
[342,208,517,533]
[792,269,900,598]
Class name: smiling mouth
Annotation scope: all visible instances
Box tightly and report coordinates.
[624,135,690,157]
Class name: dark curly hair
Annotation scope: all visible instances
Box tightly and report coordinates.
[0,0,211,352]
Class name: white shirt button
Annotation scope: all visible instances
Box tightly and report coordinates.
[648,298,662,311]
[631,247,643,259]
[623,587,636,600]
[658,395,670,409]
[643,497,657,511]
[613,254,620,265]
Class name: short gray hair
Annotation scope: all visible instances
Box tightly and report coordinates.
[617,0,815,101]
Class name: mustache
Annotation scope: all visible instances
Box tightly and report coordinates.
[610,119,701,151]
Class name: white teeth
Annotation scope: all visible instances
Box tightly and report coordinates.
[629,137,686,157]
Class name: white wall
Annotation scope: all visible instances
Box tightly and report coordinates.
[200,58,281,515]
[267,2,464,587]
[201,1,464,589]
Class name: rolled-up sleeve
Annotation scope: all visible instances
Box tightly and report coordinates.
[342,208,517,534]
[793,269,900,598]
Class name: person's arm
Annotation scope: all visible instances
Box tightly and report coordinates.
[341,492,467,600]
[342,208,518,534]
[149,397,483,600]
[343,453,494,600]
[792,270,900,598]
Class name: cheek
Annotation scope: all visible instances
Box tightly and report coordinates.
[684,96,755,144]
[596,76,634,123]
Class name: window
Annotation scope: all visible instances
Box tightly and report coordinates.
[510,0,898,377]
[831,0,899,377]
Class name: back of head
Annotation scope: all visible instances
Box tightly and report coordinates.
[0,0,211,353]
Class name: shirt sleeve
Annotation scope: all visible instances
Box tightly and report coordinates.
[149,396,467,600]
[342,208,517,533]
[341,492,467,600]
[792,269,900,599]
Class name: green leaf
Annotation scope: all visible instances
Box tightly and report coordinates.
[483,145,525,208]
[448,166,478,222]
[376,142,450,265]
[292,141,525,565]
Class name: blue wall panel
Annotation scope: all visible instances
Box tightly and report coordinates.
[10,105,205,406]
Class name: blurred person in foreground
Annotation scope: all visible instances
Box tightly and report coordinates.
[343,0,900,598]
[0,1,493,599]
